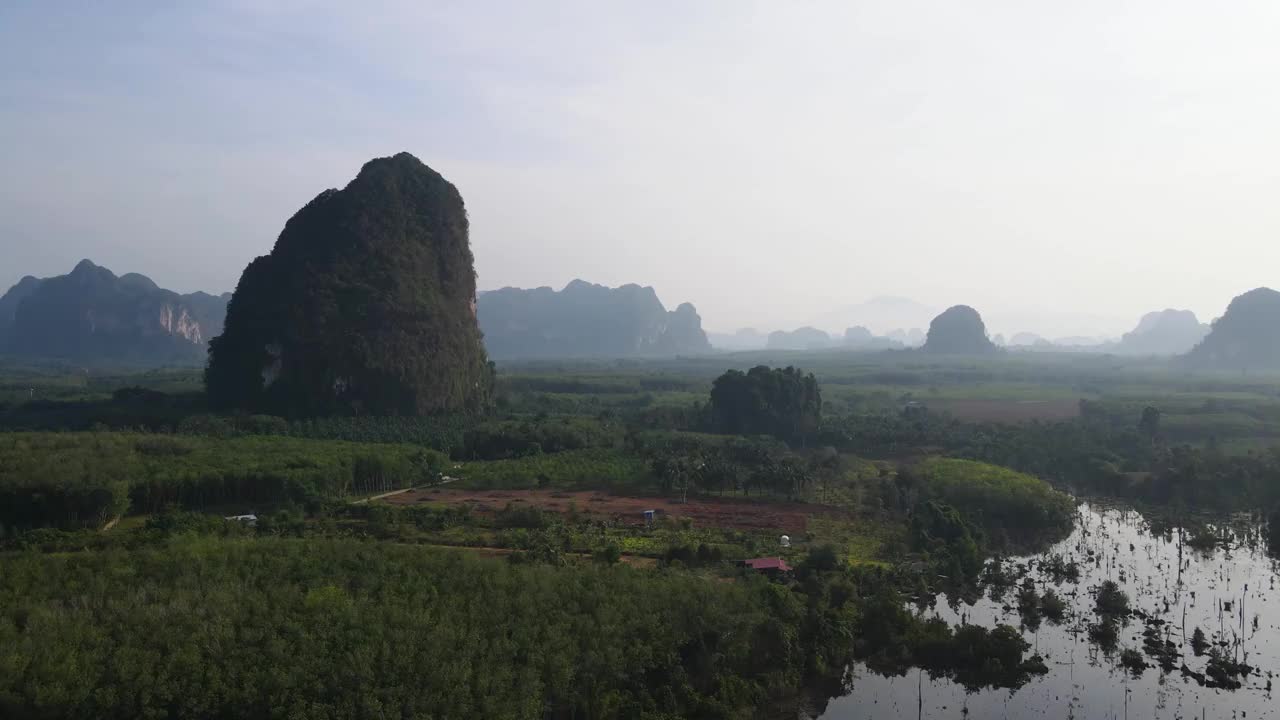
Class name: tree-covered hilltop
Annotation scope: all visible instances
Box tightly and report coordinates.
[709,365,821,440]
[922,305,999,355]
[477,280,711,360]
[1182,287,1280,370]
[0,260,229,364]
[205,152,494,416]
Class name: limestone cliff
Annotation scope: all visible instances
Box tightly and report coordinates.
[922,305,999,354]
[1181,288,1280,370]
[205,152,493,415]
[0,260,229,364]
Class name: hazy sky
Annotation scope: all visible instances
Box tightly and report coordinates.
[3,1,1278,337]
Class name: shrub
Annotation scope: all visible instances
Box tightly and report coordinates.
[1095,580,1130,617]
[916,458,1074,545]
[593,543,622,565]
[1039,589,1067,622]
[1119,648,1146,674]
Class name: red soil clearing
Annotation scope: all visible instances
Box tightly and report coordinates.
[383,488,837,532]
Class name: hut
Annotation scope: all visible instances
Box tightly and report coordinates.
[739,557,793,577]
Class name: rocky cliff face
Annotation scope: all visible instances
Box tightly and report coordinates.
[654,302,713,354]
[1181,288,1280,370]
[0,260,229,364]
[477,280,710,359]
[1115,309,1208,356]
[922,305,999,354]
[205,152,493,416]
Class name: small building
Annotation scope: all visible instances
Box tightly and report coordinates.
[739,557,793,576]
[224,514,258,527]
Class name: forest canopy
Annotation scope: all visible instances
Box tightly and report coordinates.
[709,365,821,440]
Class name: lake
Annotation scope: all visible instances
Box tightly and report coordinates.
[817,503,1280,720]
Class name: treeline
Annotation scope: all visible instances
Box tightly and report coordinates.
[459,416,623,460]
[0,384,640,457]
[0,387,207,432]
[0,433,443,534]
[818,404,1280,512]
[632,431,826,501]
[911,458,1075,545]
[0,536,1046,719]
[709,365,821,440]
[0,538,829,719]
[853,456,1074,580]
[499,374,705,395]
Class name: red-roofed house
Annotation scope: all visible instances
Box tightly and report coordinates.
[739,557,793,576]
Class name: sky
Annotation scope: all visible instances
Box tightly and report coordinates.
[2,1,1279,338]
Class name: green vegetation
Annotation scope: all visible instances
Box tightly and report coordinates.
[0,538,827,718]
[1095,580,1131,617]
[857,588,1047,690]
[709,365,821,440]
[0,433,442,534]
[914,458,1075,545]
[1120,648,1148,675]
[4,345,1280,713]
[453,448,648,490]
[1040,589,1068,622]
[460,416,622,460]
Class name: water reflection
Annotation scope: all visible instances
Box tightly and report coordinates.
[818,503,1280,720]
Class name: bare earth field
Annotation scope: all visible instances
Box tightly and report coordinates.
[925,398,1081,422]
[384,487,839,532]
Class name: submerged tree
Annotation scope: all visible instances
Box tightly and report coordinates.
[1095,580,1130,617]
[1268,507,1280,556]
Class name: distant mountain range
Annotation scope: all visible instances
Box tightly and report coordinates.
[477,280,711,360]
[808,295,937,336]
[4,260,1273,371]
[706,325,908,352]
[766,327,834,351]
[707,328,768,351]
[0,268,714,365]
[0,260,229,364]
[1002,309,1208,356]
[759,326,904,351]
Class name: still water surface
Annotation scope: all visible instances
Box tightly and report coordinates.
[820,503,1280,720]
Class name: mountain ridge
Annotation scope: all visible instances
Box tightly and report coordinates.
[1181,287,1280,370]
[477,279,711,360]
[0,259,230,364]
